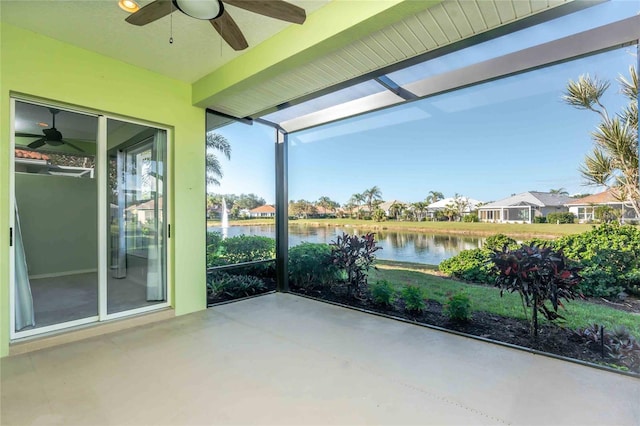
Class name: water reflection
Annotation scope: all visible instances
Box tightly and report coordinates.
[207,224,483,265]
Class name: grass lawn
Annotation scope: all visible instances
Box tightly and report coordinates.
[208,218,597,238]
[372,260,640,338]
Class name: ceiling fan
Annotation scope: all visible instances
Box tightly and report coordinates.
[15,108,83,152]
[125,0,306,51]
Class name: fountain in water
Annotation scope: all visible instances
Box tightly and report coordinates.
[221,198,229,239]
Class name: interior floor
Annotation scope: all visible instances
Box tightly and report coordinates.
[2,293,638,425]
[22,267,163,331]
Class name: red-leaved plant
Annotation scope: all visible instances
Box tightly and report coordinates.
[330,232,381,298]
[491,244,582,337]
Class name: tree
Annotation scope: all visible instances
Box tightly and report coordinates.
[426,190,444,204]
[562,66,639,218]
[206,132,231,187]
[349,193,366,219]
[411,201,429,222]
[316,196,339,216]
[362,186,382,217]
[389,201,406,221]
[549,188,569,195]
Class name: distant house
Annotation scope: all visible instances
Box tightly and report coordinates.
[377,200,406,217]
[14,148,93,177]
[477,192,571,224]
[248,205,276,218]
[566,190,639,223]
[427,197,482,219]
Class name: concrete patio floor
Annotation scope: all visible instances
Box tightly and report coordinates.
[1,293,639,425]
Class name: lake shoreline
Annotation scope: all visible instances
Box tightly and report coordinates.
[207,218,594,240]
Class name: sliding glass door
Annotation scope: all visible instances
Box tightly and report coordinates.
[107,120,167,314]
[11,99,170,338]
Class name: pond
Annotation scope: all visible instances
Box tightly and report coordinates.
[208,224,484,265]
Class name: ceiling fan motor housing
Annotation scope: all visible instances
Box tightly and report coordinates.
[173,0,224,20]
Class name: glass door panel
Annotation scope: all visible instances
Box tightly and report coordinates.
[13,100,99,333]
[107,119,167,314]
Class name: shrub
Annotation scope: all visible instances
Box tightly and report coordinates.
[463,213,479,222]
[439,248,495,284]
[533,216,547,223]
[491,244,582,337]
[330,232,381,297]
[401,285,426,313]
[222,235,276,264]
[207,271,267,301]
[546,212,576,224]
[576,324,640,372]
[444,292,472,322]
[372,208,387,222]
[369,280,396,307]
[484,234,518,251]
[555,223,640,297]
[206,231,224,268]
[288,243,338,290]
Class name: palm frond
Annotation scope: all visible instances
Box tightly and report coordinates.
[579,148,613,186]
[562,74,610,114]
[617,65,638,101]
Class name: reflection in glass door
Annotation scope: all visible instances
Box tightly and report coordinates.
[12,100,99,335]
[107,120,167,314]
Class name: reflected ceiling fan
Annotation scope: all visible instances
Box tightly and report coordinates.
[125,0,306,51]
[15,108,83,152]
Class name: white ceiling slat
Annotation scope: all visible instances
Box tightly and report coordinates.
[393,21,429,52]
[443,1,474,38]
[428,5,462,42]
[418,9,450,46]
[513,0,533,18]
[382,27,418,59]
[530,0,549,13]
[495,1,517,23]
[342,44,379,71]
[369,33,406,63]
[477,1,502,27]
[458,1,488,33]
[403,15,439,50]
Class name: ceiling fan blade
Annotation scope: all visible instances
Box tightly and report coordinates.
[223,0,305,24]
[27,138,46,149]
[210,10,248,51]
[126,0,174,26]
[16,132,44,138]
[61,141,84,152]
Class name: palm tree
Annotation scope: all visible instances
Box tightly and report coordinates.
[389,201,406,221]
[349,193,365,218]
[411,201,429,221]
[206,132,231,187]
[362,186,382,216]
[426,190,444,204]
[562,66,639,217]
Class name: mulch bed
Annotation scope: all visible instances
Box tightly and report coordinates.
[292,286,639,375]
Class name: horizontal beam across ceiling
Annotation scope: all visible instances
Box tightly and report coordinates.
[192,0,442,111]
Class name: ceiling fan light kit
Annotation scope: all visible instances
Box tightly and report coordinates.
[118,0,140,13]
[173,0,223,20]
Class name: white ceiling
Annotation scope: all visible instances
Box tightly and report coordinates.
[0,0,329,83]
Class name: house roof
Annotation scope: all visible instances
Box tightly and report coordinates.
[479,192,572,209]
[250,205,276,213]
[428,197,483,211]
[566,189,624,205]
[15,149,49,161]
[377,200,406,211]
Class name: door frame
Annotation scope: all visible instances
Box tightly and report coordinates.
[9,96,173,340]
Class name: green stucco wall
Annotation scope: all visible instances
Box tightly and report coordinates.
[0,23,206,357]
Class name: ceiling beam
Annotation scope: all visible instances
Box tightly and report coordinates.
[192,0,442,112]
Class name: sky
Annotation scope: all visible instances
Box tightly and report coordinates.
[209,0,639,206]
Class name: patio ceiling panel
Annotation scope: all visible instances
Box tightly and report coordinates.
[255,1,639,134]
[204,0,575,120]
